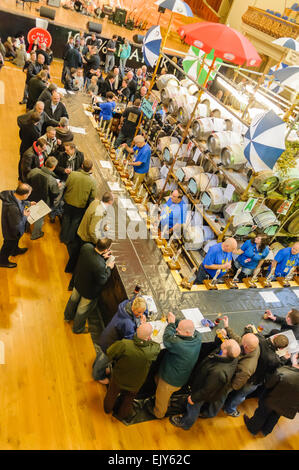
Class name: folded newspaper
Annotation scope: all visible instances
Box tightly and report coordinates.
[27,200,51,224]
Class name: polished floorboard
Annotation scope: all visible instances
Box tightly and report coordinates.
[0,61,298,450]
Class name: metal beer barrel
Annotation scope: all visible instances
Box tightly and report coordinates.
[279,168,299,196]
[192,117,215,141]
[252,206,279,236]
[207,131,243,155]
[201,187,229,212]
[284,209,299,235]
[152,178,177,197]
[221,144,247,170]
[176,165,203,182]
[178,100,210,127]
[145,167,161,185]
[252,171,280,193]
[168,90,189,116]
[188,173,219,196]
[156,74,179,91]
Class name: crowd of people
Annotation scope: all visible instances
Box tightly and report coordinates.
[0,30,298,436]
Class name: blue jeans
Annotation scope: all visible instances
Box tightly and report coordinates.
[179,402,205,429]
[92,348,111,380]
[119,58,127,76]
[105,55,115,74]
[224,383,260,414]
[64,287,98,334]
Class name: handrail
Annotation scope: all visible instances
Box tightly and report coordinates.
[202,0,220,20]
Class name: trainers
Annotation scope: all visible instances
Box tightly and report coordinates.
[224,409,240,417]
[31,232,44,240]
[169,415,189,430]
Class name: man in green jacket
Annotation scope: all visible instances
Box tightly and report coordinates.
[221,315,260,417]
[104,323,160,421]
[60,158,97,247]
[65,191,114,274]
[146,312,202,419]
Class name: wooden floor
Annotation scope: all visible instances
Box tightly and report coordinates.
[0,60,298,450]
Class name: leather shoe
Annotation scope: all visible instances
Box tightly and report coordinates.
[243,414,258,435]
[31,232,44,240]
[13,247,28,255]
[169,415,190,430]
[144,399,156,417]
[0,262,17,268]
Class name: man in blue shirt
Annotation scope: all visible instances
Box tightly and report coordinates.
[122,135,151,189]
[160,190,187,238]
[194,238,238,284]
[269,243,299,278]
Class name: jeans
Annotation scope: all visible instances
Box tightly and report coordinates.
[178,402,205,429]
[245,398,280,436]
[234,259,253,277]
[224,383,260,414]
[64,287,98,334]
[92,348,111,380]
[119,58,127,76]
[114,131,133,149]
[105,54,115,74]
[31,217,44,240]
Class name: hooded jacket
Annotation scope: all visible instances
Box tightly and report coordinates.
[107,335,161,391]
[99,299,148,353]
[0,191,28,240]
[264,366,299,419]
[190,348,239,404]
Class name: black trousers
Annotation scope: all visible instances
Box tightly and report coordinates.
[245,397,280,436]
[60,203,86,245]
[65,235,84,274]
[0,239,20,263]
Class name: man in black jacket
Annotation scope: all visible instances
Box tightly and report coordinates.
[17,101,59,137]
[64,238,115,334]
[44,91,69,122]
[18,111,41,160]
[20,138,47,182]
[19,52,44,105]
[55,142,84,181]
[64,41,83,70]
[27,70,48,110]
[100,72,116,97]
[0,183,34,268]
[244,365,299,436]
[27,157,62,240]
[38,83,58,104]
[264,309,299,340]
[169,339,241,430]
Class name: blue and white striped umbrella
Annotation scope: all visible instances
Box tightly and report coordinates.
[142,25,162,68]
[274,66,299,91]
[263,62,288,94]
[155,0,193,16]
[244,110,286,172]
[272,37,299,51]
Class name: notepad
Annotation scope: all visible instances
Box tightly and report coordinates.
[69,126,86,134]
[259,291,280,303]
[181,308,211,333]
[99,160,112,169]
[108,182,122,191]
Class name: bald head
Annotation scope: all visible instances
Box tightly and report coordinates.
[176,319,195,337]
[222,238,238,253]
[291,242,299,255]
[222,339,241,358]
[137,323,153,341]
[134,135,145,147]
[242,333,259,354]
